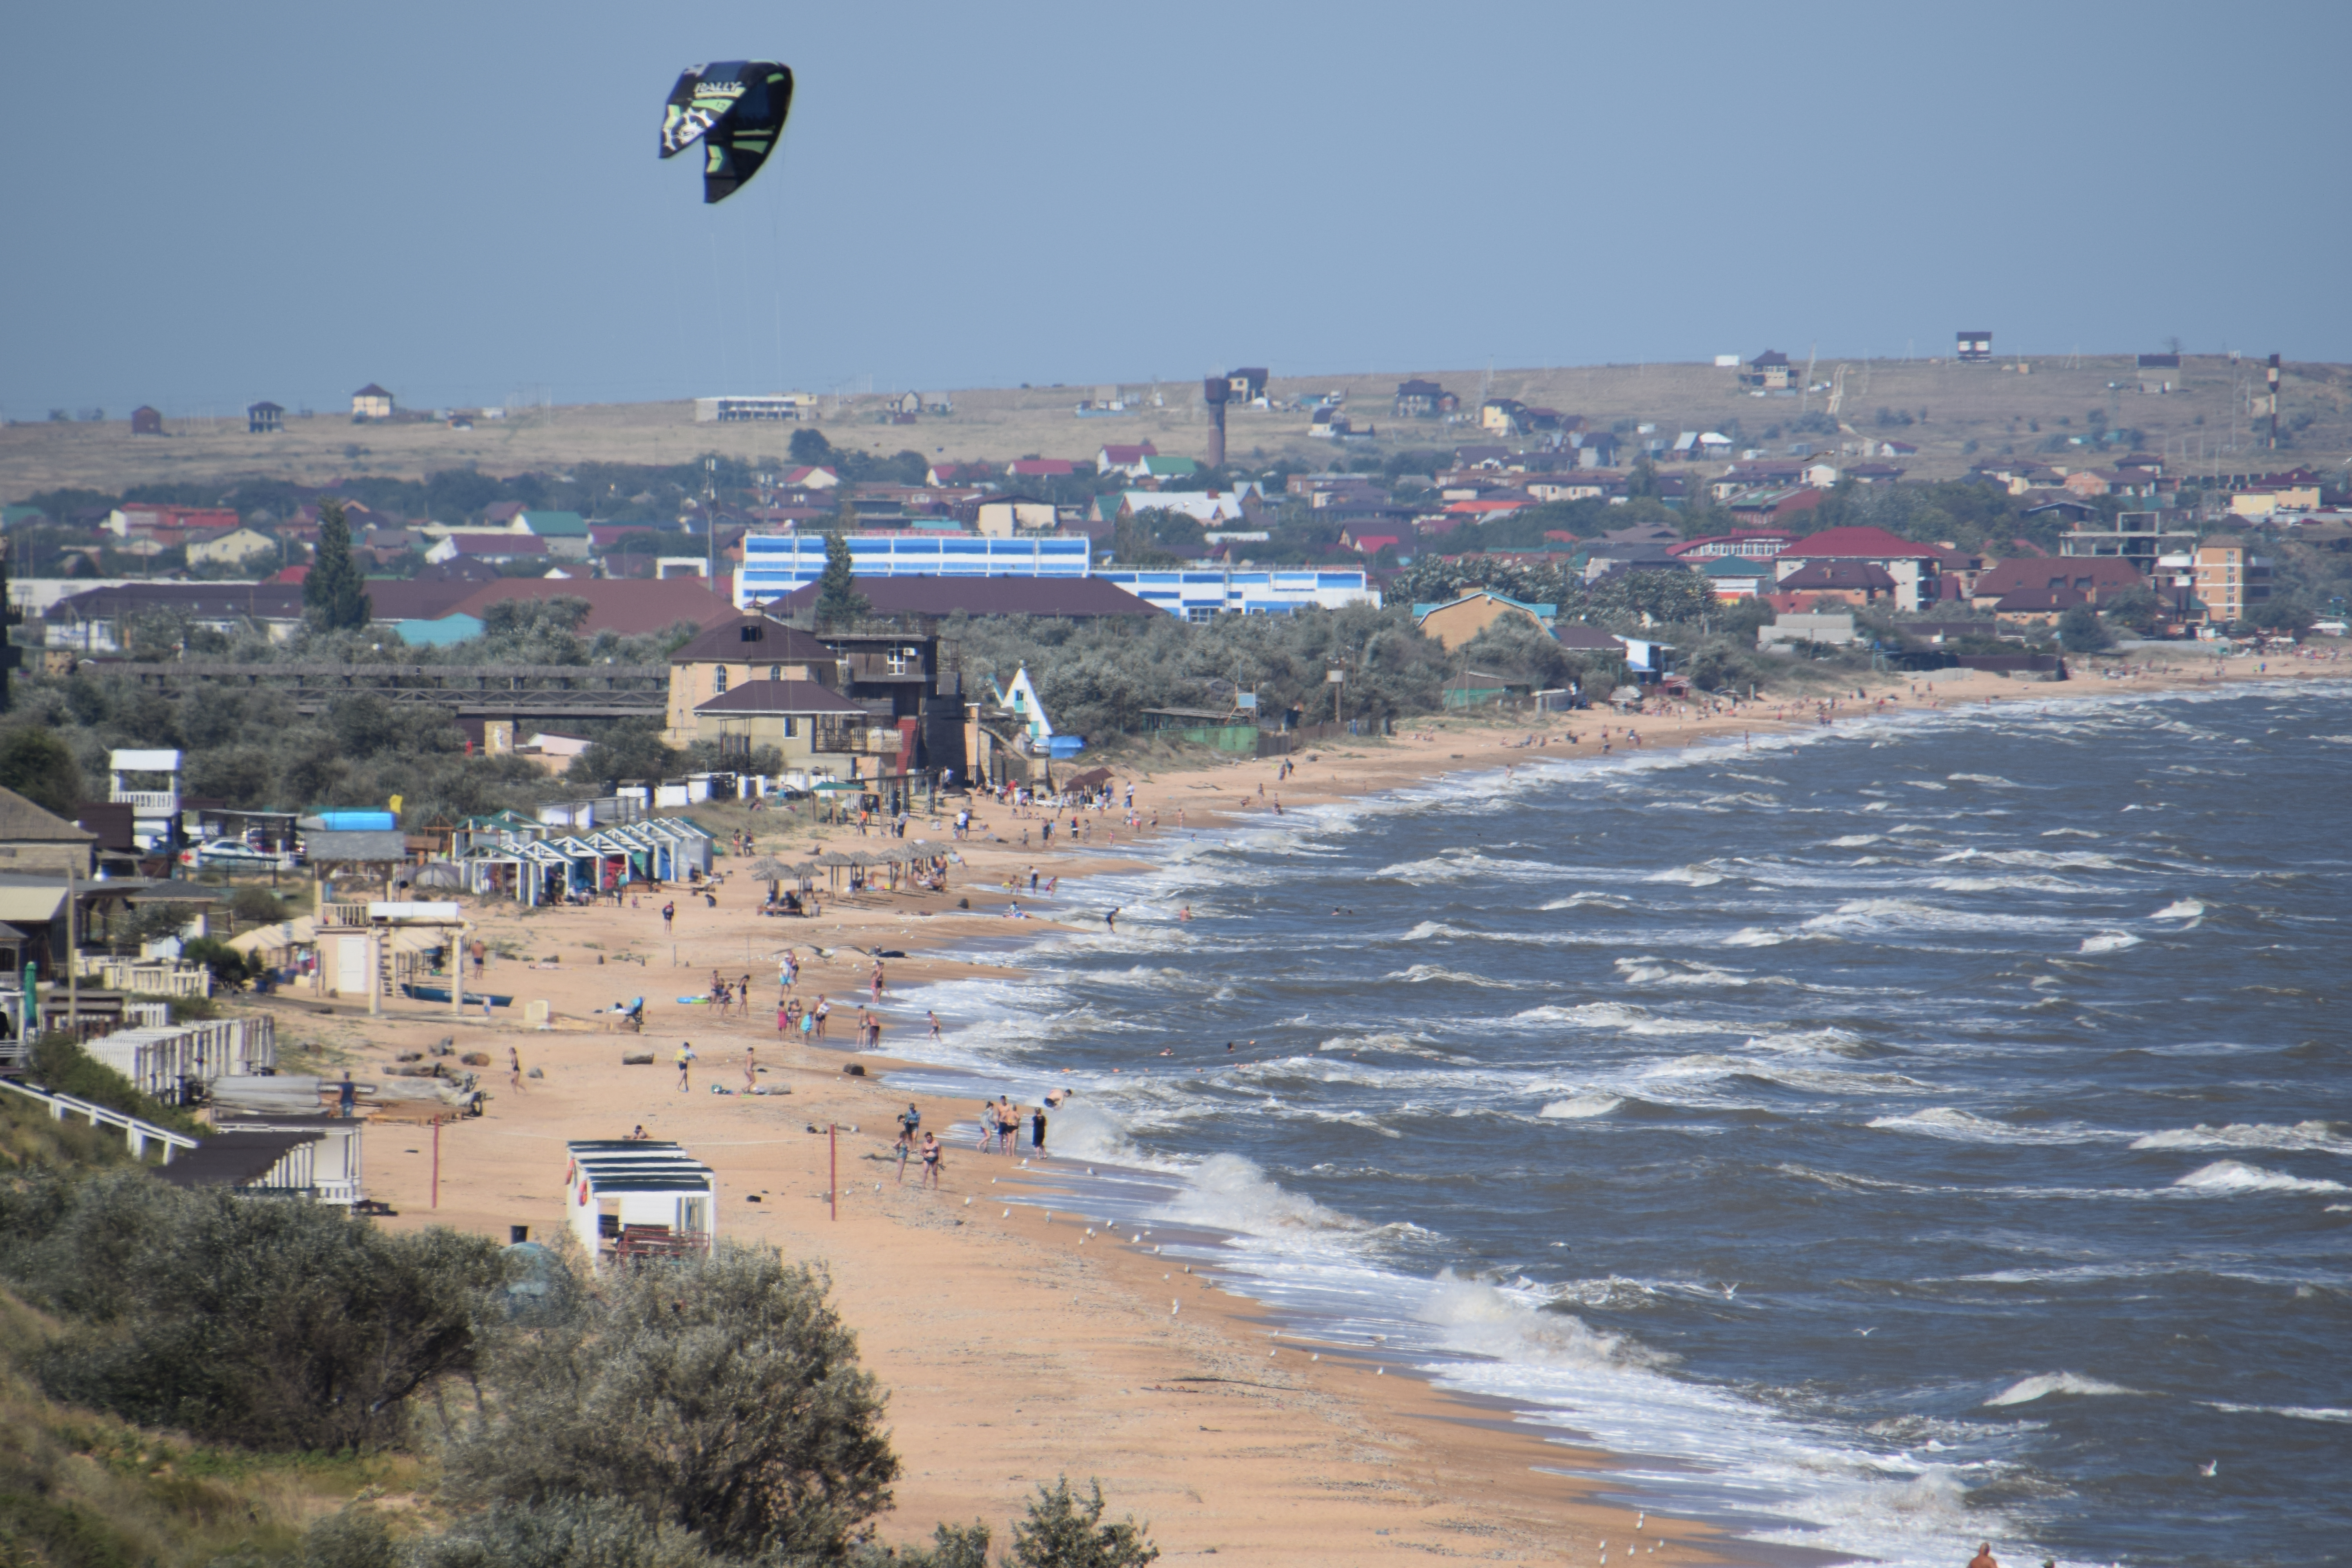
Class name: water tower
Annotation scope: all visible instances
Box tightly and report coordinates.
[1201,376,1229,468]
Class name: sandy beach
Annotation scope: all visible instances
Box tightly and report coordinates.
[247,647,2344,1566]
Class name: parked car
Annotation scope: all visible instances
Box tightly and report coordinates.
[182,838,292,872]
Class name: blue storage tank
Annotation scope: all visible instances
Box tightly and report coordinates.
[315,809,398,831]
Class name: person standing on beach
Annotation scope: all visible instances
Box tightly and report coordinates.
[674,1042,694,1092]
[662,901,675,932]
[742,1046,757,1093]
[1030,1100,1047,1156]
[919,1131,942,1188]
[975,1098,997,1150]
[928,1009,942,1041]
[995,1095,1017,1152]
[509,1046,525,1094]
[777,995,791,1036]
[338,1070,357,1118]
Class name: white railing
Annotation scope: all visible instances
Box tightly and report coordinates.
[74,955,214,997]
[314,1177,362,1208]
[0,1076,198,1162]
[110,789,179,812]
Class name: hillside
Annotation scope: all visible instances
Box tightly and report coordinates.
[5,355,2346,498]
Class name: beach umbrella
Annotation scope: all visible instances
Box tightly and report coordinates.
[746,856,791,881]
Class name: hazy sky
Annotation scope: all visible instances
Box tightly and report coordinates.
[5,1,2345,416]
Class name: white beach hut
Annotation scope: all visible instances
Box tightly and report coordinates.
[564,1139,716,1271]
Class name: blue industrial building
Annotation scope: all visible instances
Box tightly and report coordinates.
[735,534,1088,607]
[733,532,1378,619]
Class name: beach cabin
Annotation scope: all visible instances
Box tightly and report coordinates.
[203,1115,367,1205]
[155,1124,358,1204]
[80,1016,277,1104]
[565,1140,717,1271]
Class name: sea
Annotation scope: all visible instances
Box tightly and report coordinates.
[889,684,2351,1568]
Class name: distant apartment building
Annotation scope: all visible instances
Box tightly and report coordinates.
[2190,540,2270,626]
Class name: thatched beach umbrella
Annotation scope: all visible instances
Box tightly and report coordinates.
[746,856,791,903]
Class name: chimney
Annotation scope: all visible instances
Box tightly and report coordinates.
[1202,376,1229,469]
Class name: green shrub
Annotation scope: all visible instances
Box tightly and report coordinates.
[1008,1478,1158,1568]
[440,1247,897,1563]
[298,1508,401,1568]
[229,886,290,926]
[27,1035,201,1136]
[180,937,252,992]
[409,1500,718,1568]
[0,1169,505,1451]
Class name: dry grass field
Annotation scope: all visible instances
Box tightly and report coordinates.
[5,355,2346,499]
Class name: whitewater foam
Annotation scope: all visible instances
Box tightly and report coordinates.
[1869,1109,2126,1147]
[1539,1094,1625,1119]
[2079,931,2143,954]
[2131,1121,2352,1156]
[2170,1160,2349,1196]
[1984,1372,2148,1406]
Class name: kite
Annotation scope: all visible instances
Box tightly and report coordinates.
[660,60,794,203]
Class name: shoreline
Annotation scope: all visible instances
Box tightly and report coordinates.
[263,651,2345,1566]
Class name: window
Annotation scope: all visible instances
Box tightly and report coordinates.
[781,716,797,738]
[886,646,915,675]
[768,665,781,681]
[713,667,728,694]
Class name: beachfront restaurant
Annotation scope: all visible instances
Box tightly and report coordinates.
[564,1139,716,1271]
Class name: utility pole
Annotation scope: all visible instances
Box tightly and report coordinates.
[704,456,719,591]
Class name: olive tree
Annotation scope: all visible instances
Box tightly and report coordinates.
[440,1247,898,1564]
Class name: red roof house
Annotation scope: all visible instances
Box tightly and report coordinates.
[1780,526,1941,561]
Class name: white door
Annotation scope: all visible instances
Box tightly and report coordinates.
[334,935,368,995]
